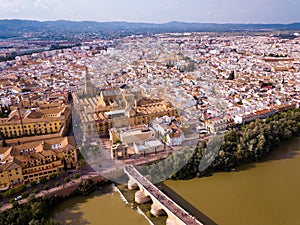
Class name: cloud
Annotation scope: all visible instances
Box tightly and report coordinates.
[0,0,25,16]
[0,0,298,23]
[33,0,49,9]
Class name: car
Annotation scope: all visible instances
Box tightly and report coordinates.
[14,195,22,201]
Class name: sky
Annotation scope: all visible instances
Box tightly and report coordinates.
[0,0,299,24]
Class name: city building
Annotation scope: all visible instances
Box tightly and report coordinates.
[109,125,156,146]
[0,136,77,190]
[205,116,234,133]
[83,87,180,137]
[0,103,71,138]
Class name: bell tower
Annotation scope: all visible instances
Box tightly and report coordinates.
[84,67,95,96]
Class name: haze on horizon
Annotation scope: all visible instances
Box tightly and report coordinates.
[0,0,299,24]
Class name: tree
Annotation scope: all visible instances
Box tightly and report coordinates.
[30,181,37,187]
[78,179,94,195]
[17,184,26,193]
[63,159,68,171]
[2,138,7,147]
[40,177,47,184]
[21,191,30,199]
[49,174,57,180]
[4,188,15,197]
[170,108,300,180]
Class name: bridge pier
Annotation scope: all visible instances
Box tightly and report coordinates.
[150,201,166,217]
[135,189,151,204]
[128,176,138,190]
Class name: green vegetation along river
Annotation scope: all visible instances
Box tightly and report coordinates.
[165,137,300,225]
[51,185,148,225]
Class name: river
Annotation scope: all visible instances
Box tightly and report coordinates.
[51,185,148,225]
[52,137,300,225]
[165,137,300,225]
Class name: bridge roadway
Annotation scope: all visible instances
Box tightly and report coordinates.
[125,165,203,225]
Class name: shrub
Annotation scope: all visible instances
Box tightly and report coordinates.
[28,193,35,202]
[33,189,39,194]
[30,181,37,187]
[21,191,30,199]
[44,185,49,190]
[17,184,26,193]
[4,188,15,197]
[49,174,57,180]
[78,179,94,195]
[73,173,80,179]
[40,177,48,184]
[55,182,60,187]
[64,177,70,183]
[12,201,19,208]
[9,198,15,204]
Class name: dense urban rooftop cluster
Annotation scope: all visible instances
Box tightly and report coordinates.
[1,33,300,134]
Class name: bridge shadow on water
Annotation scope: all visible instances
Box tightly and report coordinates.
[160,183,218,225]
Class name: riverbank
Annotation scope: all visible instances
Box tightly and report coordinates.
[0,171,105,212]
[169,108,300,180]
[0,171,109,225]
[165,136,300,225]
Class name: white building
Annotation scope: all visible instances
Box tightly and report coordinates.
[166,131,185,146]
[133,139,164,155]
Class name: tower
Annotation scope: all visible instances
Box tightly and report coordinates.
[84,67,95,96]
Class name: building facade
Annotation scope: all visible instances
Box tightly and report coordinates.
[0,136,77,190]
[0,103,71,138]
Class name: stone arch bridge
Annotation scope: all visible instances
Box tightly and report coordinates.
[124,165,204,225]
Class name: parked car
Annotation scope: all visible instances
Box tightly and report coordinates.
[14,195,22,201]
